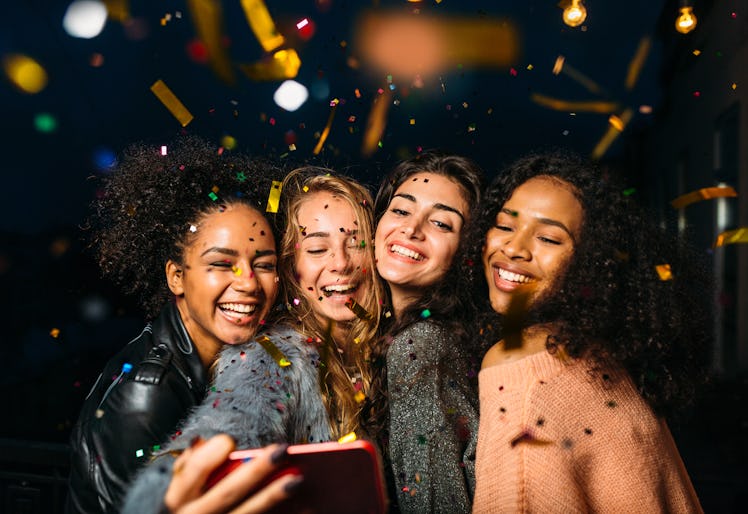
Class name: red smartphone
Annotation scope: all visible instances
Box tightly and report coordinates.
[206,439,388,514]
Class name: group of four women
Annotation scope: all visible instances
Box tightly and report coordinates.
[67,136,711,513]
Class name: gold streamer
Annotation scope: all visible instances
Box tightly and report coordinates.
[256,335,291,367]
[265,180,282,213]
[150,79,194,127]
[671,186,737,209]
[313,101,338,155]
[345,297,372,321]
[714,227,748,248]
[240,0,285,52]
[187,0,235,85]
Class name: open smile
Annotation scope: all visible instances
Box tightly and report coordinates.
[389,243,424,261]
[218,302,258,324]
[321,283,359,297]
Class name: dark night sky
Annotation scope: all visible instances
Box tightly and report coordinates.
[1,0,666,235]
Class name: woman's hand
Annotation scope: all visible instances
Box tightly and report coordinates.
[163,435,302,514]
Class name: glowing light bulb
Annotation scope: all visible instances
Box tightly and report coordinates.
[675,6,697,34]
[563,0,587,28]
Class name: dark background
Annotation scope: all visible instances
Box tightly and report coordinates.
[1,0,746,511]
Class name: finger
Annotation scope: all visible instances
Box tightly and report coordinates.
[179,443,288,514]
[165,434,236,510]
[229,474,303,514]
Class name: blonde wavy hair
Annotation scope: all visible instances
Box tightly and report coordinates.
[277,167,384,439]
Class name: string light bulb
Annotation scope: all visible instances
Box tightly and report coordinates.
[675,5,697,34]
[563,0,587,28]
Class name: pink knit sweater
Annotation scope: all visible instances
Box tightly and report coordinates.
[473,350,702,513]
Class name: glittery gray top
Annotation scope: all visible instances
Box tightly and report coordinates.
[386,320,479,514]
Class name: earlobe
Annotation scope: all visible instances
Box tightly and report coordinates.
[166,260,185,295]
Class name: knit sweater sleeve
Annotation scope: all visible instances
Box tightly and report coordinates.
[386,321,478,514]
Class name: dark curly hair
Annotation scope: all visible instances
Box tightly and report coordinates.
[362,150,485,442]
[87,135,282,319]
[465,150,713,418]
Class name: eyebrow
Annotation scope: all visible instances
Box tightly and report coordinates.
[200,247,276,257]
[302,229,360,241]
[394,193,466,222]
[500,208,576,242]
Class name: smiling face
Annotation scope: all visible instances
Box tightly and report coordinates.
[294,191,369,324]
[374,172,469,307]
[167,203,278,366]
[482,176,583,316]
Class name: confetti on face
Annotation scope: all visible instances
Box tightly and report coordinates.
[345,297,373,321]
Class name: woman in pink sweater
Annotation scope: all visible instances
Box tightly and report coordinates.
[467,151,711,513]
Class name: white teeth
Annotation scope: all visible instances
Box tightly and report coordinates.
[322,284,357,293]
[498,268,532,283]
[390,244,424,261]
[219,303,256,314]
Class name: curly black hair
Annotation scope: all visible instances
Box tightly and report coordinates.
[86,135,282,319]
[465,150,714,418]
[362,150,485,441]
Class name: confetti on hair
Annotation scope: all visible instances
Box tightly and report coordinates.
[150,79,194,127]
[208,192,218,201]
[420,309,431,319]
[354,390,366,403]
[236,171,247,182]
[714,227,748,248]
[655,264,673,281]
[266,180,283,213]
[189,225,197,232]
[338,432,357,443]
[671,185,737,209]
[256,335,291,367]
[345,297,373,321]
[313,101,338,155]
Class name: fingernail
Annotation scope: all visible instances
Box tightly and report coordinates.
[283,475,304,494]
[270,443,289,464]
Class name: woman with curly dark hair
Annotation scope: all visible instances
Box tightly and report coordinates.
[365,151,485,514]
[469,150,711,512]
[67,136,284,514]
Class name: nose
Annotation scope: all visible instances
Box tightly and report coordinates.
[232,265,261,295]
[328,248,353,274]
[401,215,425,240]
[501,231,531,261]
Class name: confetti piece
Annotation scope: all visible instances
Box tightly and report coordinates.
[623,188,636,196]
[150,79,194,127]
[345,297,373,321]
[95,409,104,418]
[135,448,144,458]
[232,265,242,276]
[313,102,338,155]
[420,309,431,319]
[50,328,60,338]
[122,363,133,373]
[714,227,748,248]
[265,180,282,213]
[240,0,285,52]
[338,432,357,443]
[671,186,737,209]
[256,335,291,367]
[354,390,366,403]
[655,264,673,281]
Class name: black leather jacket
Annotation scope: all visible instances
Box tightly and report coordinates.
[66,303,208,514]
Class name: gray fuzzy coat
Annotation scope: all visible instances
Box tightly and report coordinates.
[121,324,332,513]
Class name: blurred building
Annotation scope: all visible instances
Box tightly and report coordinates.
[647,0,746,377]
